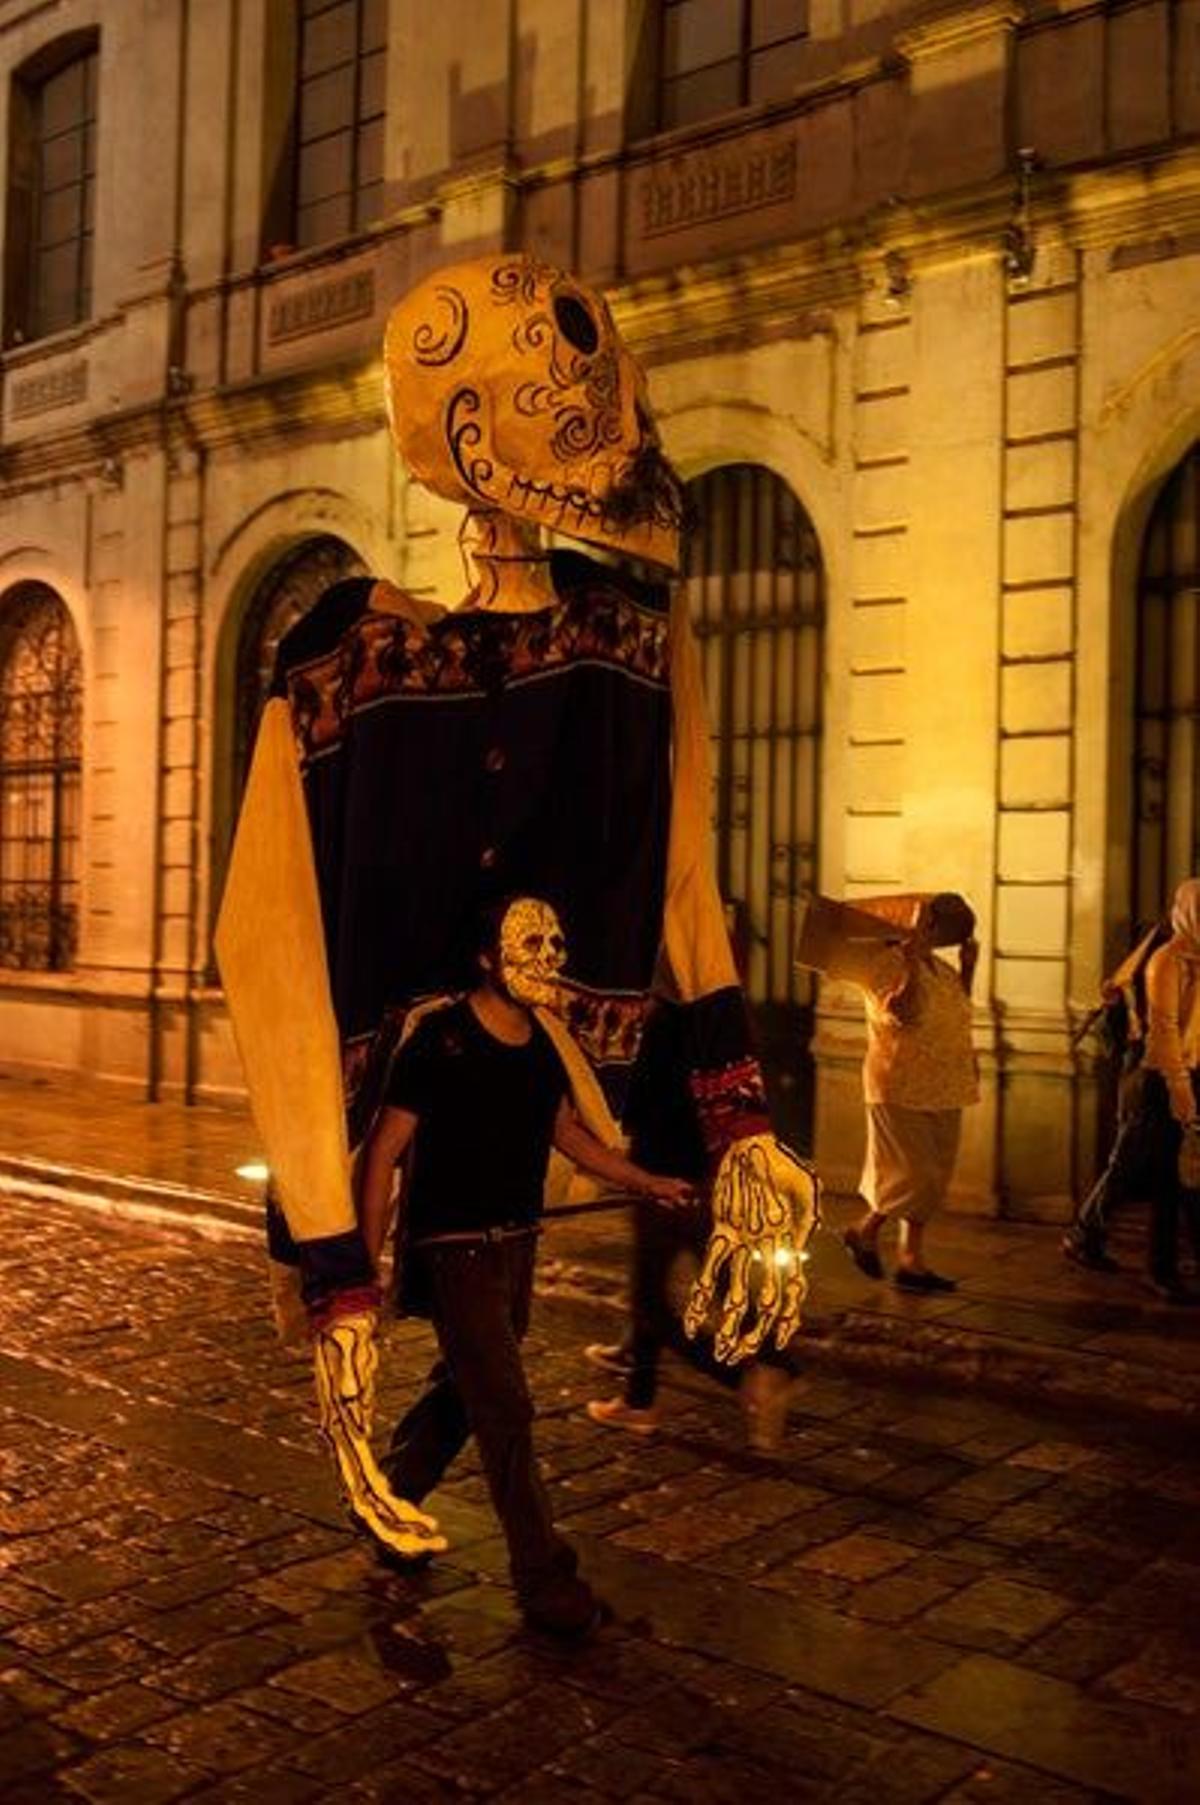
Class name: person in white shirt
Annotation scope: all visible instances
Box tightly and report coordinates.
[841,893,979,1293]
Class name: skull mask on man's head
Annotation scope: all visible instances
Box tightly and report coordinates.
[384,256,684,572]
[495,897,568,1008]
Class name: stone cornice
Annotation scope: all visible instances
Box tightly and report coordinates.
[179,360,385,454]
[1,145,1198,489]
[0,307,117,372]
[895,1,1025,64]
[0,356,386,492]
[1057,143,1200,253]
[613,243,858,366]
[611,141,1200,360]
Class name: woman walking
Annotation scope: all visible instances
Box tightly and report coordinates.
[841,892,979,1293]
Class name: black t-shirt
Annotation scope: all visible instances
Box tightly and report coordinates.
[385,999,567,1239]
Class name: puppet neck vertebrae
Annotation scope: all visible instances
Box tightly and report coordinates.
[458,509,554,614]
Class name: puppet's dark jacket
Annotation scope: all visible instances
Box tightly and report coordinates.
[216,551,769,1321]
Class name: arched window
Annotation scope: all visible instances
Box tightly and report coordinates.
[5,32,99,346]
[294,0,386,248]
[683,464,824,1141]
[1133,442,1200,927]
[233,534,367,799]
[0,585,82,970]
[658,1,810,132]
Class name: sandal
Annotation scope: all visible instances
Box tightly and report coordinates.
[842,1225,885,1281]
[895,1267,957,1294]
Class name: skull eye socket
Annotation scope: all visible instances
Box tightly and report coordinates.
[553,292,600,356]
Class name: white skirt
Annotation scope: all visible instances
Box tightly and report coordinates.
[861,1104,962,1223]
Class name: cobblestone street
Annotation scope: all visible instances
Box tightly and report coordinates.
[4,1196,1200,1803]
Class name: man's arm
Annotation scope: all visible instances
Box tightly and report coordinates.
[861,940,917,1017]
[959,937,980,997]
[553,1100,693,1206]
[358,1105,419,1269]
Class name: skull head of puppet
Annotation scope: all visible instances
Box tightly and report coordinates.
[495,897,568,1008]
[383,256,683,572]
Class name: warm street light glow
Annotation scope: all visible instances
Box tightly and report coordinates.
[235,1160,270,1182]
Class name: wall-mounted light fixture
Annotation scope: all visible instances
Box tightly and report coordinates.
[1004,147,1038,287]
[881,248,912,310]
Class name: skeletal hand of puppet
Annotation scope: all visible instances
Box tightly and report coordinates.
[312,1312,448,1559]
[684,1134,820,1364]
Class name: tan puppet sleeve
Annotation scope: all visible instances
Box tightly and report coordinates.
[214,696,354,1243]
[662,587,740,1003]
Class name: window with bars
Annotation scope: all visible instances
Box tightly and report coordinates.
[1133,442,1200,931]
[0,586,82,972]
[294,0,386,249]
[658,0,810,132]
[683,464,824,1142]
[5,35,98,345]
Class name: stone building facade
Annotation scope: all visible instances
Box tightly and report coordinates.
[0,0,1198,1219]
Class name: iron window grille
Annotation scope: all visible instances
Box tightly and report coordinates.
[683,464,824,1143]
[0,586,82,972]
[1133,441,1200,930]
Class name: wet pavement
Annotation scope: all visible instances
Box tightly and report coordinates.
[3,1194,1200,1801]
[3,1066,1200,1430]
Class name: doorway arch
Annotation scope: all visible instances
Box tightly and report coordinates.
[231,533,368,803]
[682,463,825,1145]
[208,533,368,974]
[1131,440,1200,930]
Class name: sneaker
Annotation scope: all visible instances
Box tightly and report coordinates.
[739,1365,793,1454]
[583,1342,634,1376]
[1061,1234,1120,1273]
[586,1396,658,1435]
[842,1225,885,1281]
[895,1267,957,1294]
[522,1575,609,1639]
[372,1542,438,1574]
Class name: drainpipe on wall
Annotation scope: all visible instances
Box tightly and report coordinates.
[147,426,171,1105]
[182,428,207,1108]
[148,1,193,1102]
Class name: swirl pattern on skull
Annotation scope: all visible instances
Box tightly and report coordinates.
[411,284,470,367]
[384,255,684,571]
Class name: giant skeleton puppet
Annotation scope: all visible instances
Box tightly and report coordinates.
[216,256,819,1561]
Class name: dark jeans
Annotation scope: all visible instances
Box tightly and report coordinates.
[1071,1069,1200,1280]
[624,1201,795,1409]
[383,1234,573,1604]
